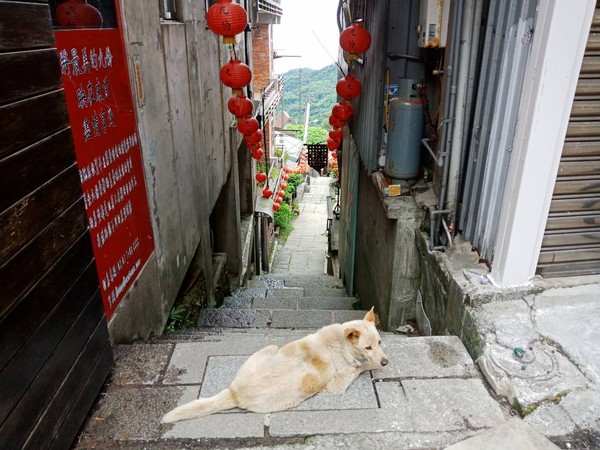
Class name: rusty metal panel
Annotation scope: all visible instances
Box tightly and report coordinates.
[545,214,600,230]
[549,196,600,213]
[570,100,600,117]
[538,6,600,277]
[553,179,600,195]
[566,120,600,139]
[557,159,600,176]
[538,247,600,264]
[542,230,600,247]
[562,141,600,157]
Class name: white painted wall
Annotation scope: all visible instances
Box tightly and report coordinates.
[491,0,596,287]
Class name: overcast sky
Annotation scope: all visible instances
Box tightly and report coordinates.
[272,0,340,74]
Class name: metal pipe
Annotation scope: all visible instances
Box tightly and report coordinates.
[459,0,484,183]
[446,0,475,231]
[429,207,452,251]
[434,0,464,247]
[441,216,453,246]
[422,138,444,166]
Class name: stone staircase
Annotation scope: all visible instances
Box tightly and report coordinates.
[198,273,367,330]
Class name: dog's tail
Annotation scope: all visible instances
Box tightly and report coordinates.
[161,388,237,423]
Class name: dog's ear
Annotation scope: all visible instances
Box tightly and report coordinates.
[364,307,375,323]
[344,327,361,344]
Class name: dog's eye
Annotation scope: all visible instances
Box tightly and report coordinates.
[365,346,372,350]
[378,340,381,345]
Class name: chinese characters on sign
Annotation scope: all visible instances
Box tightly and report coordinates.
[54,29,154,318]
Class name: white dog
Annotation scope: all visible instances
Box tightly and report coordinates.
[162,308,388,423]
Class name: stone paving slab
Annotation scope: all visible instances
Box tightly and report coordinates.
[226,297,357,311]
[401,378,506,432]
[270,309,335,328]
[252,297,299,310]
[375,335,481,379]
[298,297,355,310]
[267,287,304,297]
[445,417,560,450]
[199,308,271,328]
[333,309,370,323]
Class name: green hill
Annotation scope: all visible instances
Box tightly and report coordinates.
[278,64,339,131]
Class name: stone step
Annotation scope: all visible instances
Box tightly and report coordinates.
[199,308,368,329]
[223,296,358,310]
[245,276,285,289]
[227,286,305,299]
[281,275,349,297]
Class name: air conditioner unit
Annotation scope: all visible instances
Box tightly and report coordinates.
[418,0,450,48]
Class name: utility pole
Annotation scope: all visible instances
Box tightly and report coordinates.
[303,97,310,143]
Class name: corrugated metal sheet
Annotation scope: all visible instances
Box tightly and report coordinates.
[351,0,423,173]
[537,4,600,277]
[459,0,537,261]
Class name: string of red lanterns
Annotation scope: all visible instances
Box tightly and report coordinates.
[207,0,274,206]
[324,20,372,174]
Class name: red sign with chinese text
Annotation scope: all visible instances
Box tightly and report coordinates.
[54,28,154,319]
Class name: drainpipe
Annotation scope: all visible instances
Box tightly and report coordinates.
[460,0,484,179]
[432,0,463,250]
[445,0,475,229]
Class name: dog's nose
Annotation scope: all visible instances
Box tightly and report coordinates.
[381,358,388,366]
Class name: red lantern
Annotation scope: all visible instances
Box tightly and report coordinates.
[332,101,353,122]
[329,114,346,128]
[280,182,288,190]
[237,116,259,135]
[262,187,273,198]
[339,23,372,60]
[228,94,253,118]
[331,150,338,158]
[278,189,285,197]
[248,141,262,152]
[336,75,362,100]
[252,148,264,160]
[327,138,340,150]
[244,129,263,145]
[274,197,283,204]
[220,59,252,95]
[273,202,281,211]
[206,0,248,44]
[255,172,267,183]
[282,173,289,181]
[56,0,103,29]
[284,167,291,173]
[329,128,343,141]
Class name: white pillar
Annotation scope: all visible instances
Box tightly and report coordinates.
[490,0,596,287]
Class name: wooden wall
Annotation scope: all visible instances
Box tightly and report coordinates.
[0,1,113,448]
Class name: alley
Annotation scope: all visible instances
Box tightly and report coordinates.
[73,175,562,450]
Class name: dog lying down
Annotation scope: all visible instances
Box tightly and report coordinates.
[161,307,388,423]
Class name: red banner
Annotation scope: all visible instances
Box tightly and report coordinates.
[54,28,154,319]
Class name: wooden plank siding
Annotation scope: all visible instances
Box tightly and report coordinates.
[538,4,600,277]
[0,2,113,449]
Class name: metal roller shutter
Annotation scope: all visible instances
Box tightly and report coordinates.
[537,5,600,277]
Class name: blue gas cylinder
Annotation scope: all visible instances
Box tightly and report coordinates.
[384,82,424,180]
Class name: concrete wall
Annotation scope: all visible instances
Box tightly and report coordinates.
[107,1,250,342]
[353,168,422,330]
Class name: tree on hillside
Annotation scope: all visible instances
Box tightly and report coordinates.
[279,64,339,129]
